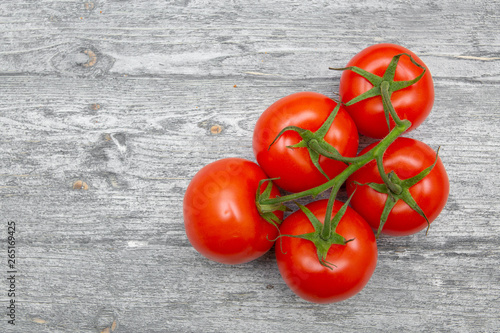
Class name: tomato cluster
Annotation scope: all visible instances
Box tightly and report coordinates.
[183,43,449,304]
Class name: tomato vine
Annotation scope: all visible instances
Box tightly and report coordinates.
[184,43,449,304]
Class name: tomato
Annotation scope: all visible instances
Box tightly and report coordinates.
[275,199,377,304]
[339,43,434,138]
[183,158,282,264]
[253,91,359,193]
[346,137,449,236]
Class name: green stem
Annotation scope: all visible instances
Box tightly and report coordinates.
[261,119,411,207]
[380,81,405,127]
[321,181,342,240]
[376,155,402,194]
[308,140,364,165]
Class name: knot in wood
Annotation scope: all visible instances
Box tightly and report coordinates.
[210,125,223,135]
[72,180,89,190]
[83,49,98,67]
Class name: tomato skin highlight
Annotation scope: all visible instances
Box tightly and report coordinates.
[347,138,449,236]
[253,91,359,193]
[339,43,434,138]
[276,200,377,304]
[183,158,282,264]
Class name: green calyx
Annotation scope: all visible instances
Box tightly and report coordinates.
[276,197,354,270]
[356,147,441,237]
[330,53,426,131]
[330,53,426,106]
[268,102,357,181]
[255,178,291,227]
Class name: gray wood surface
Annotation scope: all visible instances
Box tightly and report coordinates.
[1,0,499,332]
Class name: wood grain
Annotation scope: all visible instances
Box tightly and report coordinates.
[1,0,499,332]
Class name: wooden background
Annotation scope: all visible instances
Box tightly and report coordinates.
[1,0,499,332]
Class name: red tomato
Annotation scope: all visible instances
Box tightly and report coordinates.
[183,158,282,264]
[276,199,377,304]
[253,92,359,193]
[339,43,434,138]
[346,138,449,236]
